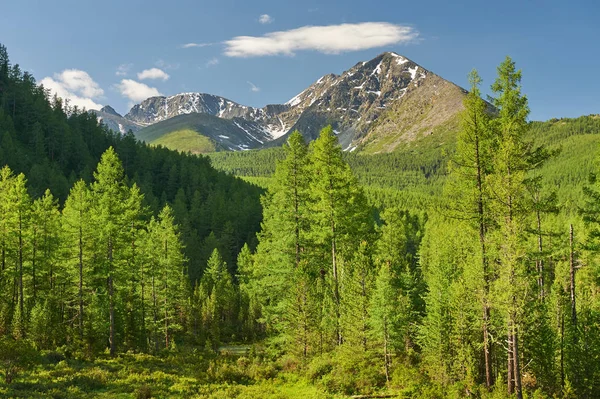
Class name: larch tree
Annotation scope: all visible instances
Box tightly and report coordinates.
[488,56,534,399]
[307,125,371,347]
[444,69,495,387]
[252,131,313,347]
[62,180,92,342]
[90,147,130,356]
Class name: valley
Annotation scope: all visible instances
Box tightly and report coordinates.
[0,15,599,397]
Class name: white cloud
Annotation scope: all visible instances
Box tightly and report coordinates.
[116,63,132,76]
[205,57,219,67]
[247,81,260,92]
[258,14,273,24]
[224,22,418,57]
[40,69,104,110]
[181,42,213,48]
[116,79,162,102]
[137,68,170,81]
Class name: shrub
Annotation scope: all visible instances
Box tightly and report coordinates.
[136,384,153,399]
[0,337,37,384]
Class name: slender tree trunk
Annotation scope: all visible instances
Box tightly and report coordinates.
[361,272,368,351]
[164,239,169,349]
[507,324,514,395]
[294,166,300,269]
[331,232,341,345]
[383,316,390,382]
[152,272,158,352]
[32,231,37,301]
[301,287,308,358]
[536,210,544,299]
[569,224,577,326]
[140,260,146,349]
[78,222,84,339]
[512,324,523,399]
[475,131,493,388]
[560,308,565,388]
[108,236,116,357]
[18,212,24,335]
[327,173,342,346]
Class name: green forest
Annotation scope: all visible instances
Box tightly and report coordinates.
[0,43,600,399]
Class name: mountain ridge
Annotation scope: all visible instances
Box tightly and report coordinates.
[93,52,468,153]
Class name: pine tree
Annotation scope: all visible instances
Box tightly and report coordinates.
[29,189,61,346]
[90,147,129,356]
[62,180,92,341]
[340,241,374,351]
[446,69,496,387]
[198,248,235,349]
[236,243,262,341]
[488,56,534,399]
[10,172,31,338]
[253,131,312,346]
[369,262,409,382]
[308,125,371,347]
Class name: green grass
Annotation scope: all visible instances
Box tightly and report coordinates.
[151,129,216,154]
[0,350,341,399]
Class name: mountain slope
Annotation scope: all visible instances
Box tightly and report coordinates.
[134,113,272,152]
[92,106,143,134]
[357,73,467,153]
[94,52,469,154]
[125,93,290,140]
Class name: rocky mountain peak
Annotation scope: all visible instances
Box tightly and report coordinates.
[100,105,121,117]
[94,51,465,154]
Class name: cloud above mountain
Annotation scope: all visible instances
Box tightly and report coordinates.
[137,68,170,81]
[40,69,104,110]
[224,22,418,57]
[116,79,161,102]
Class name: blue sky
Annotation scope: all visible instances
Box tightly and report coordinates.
[1,0,598,121]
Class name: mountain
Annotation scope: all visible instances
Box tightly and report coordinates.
[94,52,468,154]
[92,106,143,135]
[271,52,466,151]
[135,113,277,153]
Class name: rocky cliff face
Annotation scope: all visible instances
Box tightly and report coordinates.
[274,52,434,149]
[92,106,143,135]
[93,52,467,153]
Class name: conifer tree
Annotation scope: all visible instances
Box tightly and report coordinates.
[198,248,235,349]
[62,180,92,341]
[488,56,533,399]
[29,189,61,346]
[369,262,408,382]
[10,172,30,338]
[253,131,312,344]
[445,69,495,387]
[308,125,371,346]
[90,147,129,356]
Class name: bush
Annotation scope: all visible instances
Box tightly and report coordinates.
[207,360,250,384]
[0,337,38,384]
[306,347,386,395]
[71,367,109,391]
[136,384,153,398]
[41,350,66,364]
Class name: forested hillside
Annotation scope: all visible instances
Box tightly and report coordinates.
[0,44,263,284]
[209,114,600,212]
